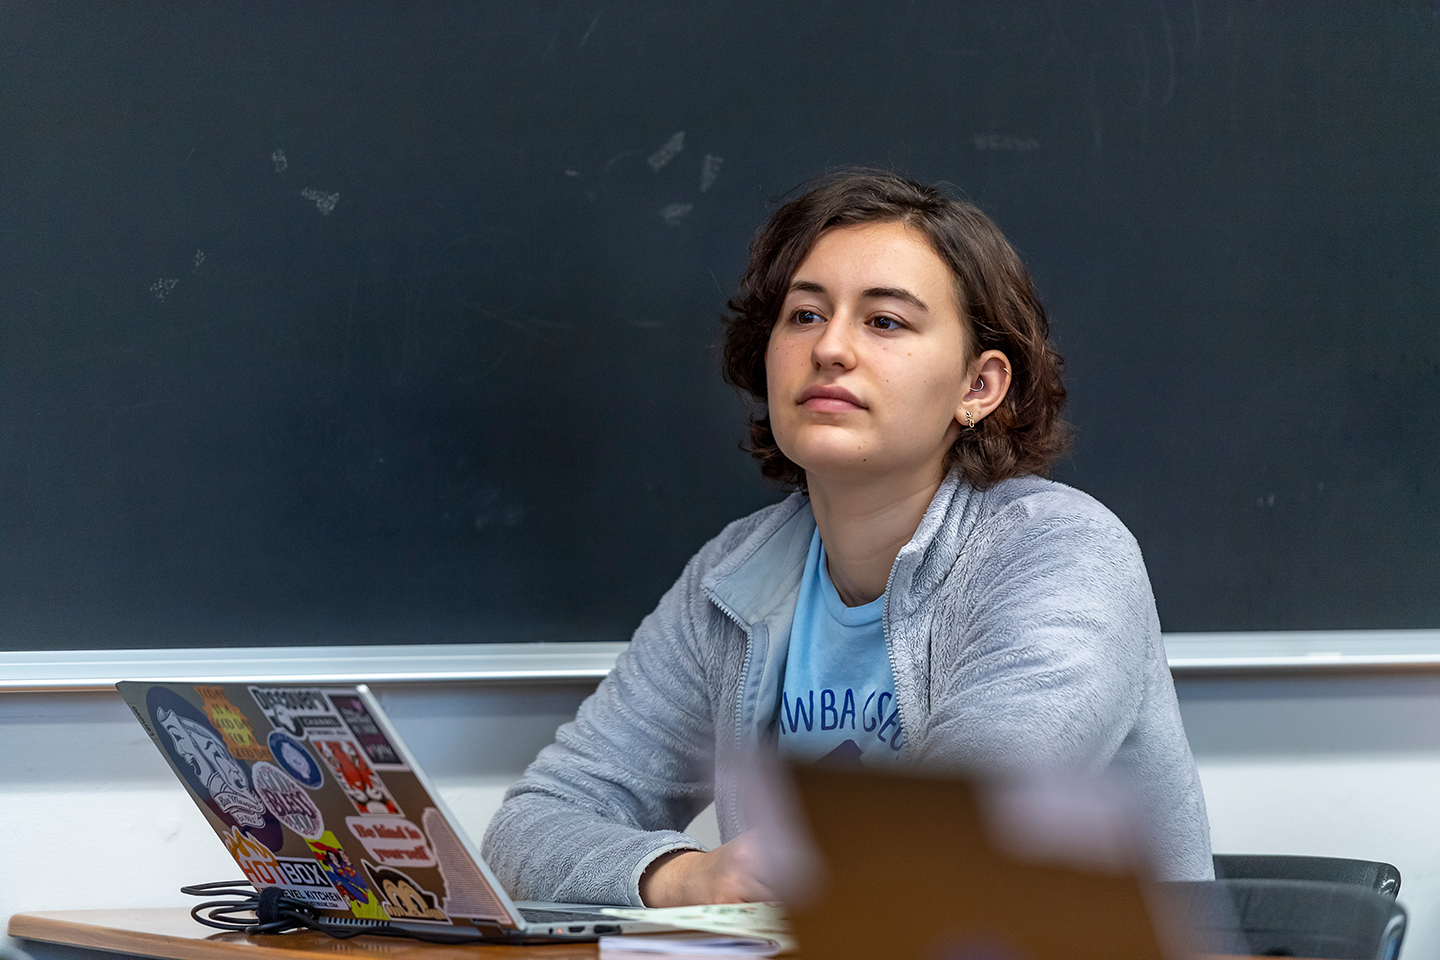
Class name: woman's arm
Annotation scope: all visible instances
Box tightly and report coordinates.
[480,554,722,907]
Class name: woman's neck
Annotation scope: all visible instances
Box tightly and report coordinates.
[807,470,945,607]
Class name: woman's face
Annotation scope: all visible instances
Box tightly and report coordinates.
[765,221,974,488]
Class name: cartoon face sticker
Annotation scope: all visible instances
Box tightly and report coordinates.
[362,861,449,923]
[268,730,325,789]
[157,705,268,828]
[313,739,400,815]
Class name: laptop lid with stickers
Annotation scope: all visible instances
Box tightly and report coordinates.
[117,680,529,936]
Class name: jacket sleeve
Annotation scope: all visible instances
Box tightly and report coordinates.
[480,553,720,907]
[917,498,1163,777]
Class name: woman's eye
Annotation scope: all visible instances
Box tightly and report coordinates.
[793,309,824,324]
[870,315,903,330]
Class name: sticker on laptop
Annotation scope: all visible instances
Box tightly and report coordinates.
[248,687,347,740]
[146,686,284,851]
[252,761,325,839]
[267,730,326,789]
[273,857,349,911]
[420,807,512,921]
[222,828,348,911]
[327,693,408,770]
[345,815,436,867]
[306,831,390,920]
[362,861,450,924]
[313,738,401,815]
[195,686,270,762]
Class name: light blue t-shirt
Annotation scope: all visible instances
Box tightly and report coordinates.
[776,529,903,765]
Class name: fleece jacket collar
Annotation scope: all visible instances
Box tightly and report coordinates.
[699,472,986,753]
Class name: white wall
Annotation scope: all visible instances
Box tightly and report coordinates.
[5,672,1440,957]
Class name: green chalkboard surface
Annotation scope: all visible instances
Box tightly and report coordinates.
[3,2,1437,650]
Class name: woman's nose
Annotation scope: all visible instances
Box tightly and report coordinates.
[811,316,857,369]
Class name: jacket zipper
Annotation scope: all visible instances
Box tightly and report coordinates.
[704,588,753,838]
[881,555,908,759]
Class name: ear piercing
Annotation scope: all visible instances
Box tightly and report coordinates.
[964,410,975,428]
[971,378,985,393]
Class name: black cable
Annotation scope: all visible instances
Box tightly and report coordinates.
[180,881,591,945]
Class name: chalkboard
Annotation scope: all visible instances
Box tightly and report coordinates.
[3,2,1437,651]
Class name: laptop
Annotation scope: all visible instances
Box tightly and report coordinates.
[117,680,666,940]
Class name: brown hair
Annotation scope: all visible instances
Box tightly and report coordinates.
[720,169,1071,490]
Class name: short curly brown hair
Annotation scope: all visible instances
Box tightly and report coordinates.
[721,169,1071,490]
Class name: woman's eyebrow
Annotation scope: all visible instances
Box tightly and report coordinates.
[788,280,929,313]
[862,286,929,312]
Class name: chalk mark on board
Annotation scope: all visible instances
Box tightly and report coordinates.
[149,278,179,300]
[700,154,723,192]
[193,250,205,272]
[659,202,693,226]
[648,132,685,172]
[579,13,601,46]
[272,149,288,173]
[460,301,577,333]
[603,151,635,176]
[301,188,340,215]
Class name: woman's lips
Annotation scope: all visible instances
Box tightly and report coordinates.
[798,385,865,412]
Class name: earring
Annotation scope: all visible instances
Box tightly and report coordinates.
[971,377,985,393]
[964,410,975,428]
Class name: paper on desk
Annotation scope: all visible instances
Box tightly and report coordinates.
[600,903,795,953]
[598,933,781,956]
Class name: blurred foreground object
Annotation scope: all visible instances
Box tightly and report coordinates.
[782,764,1176,960]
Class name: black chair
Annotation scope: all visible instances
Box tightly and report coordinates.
[1159,879,1407,960]
[1214,854,1402,899]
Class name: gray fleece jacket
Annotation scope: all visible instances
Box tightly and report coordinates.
[481,472,1212,905]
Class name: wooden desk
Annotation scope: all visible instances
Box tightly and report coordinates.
[8,909,600,960]
[8,908,1275,960]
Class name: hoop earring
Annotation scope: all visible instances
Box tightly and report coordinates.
[964,410,975,428]
[971,378,985,393]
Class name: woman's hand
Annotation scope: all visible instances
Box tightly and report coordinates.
[639,830,778,906]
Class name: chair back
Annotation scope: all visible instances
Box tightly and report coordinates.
[1214,854,1401,898]
[1160,878,1406,960]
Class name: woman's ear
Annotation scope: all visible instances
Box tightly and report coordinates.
[956,350,1013,428]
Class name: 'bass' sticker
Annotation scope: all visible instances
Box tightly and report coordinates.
[252,761,325,839]
[345,815,436,867]
[248,687,346,740]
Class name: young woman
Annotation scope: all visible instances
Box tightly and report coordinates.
[480,170,1212,907]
